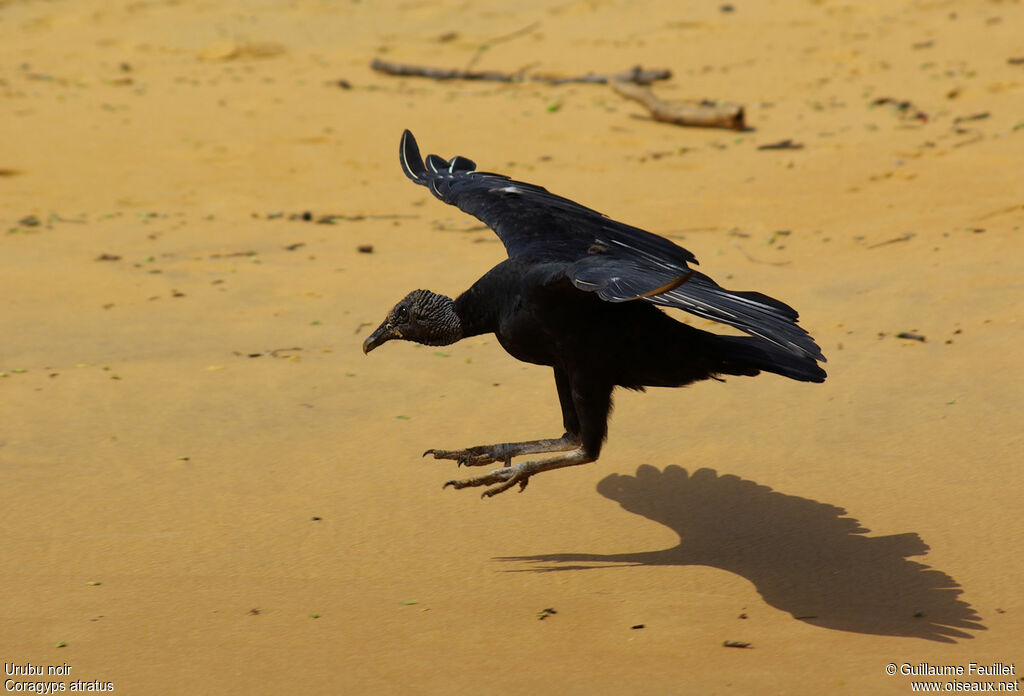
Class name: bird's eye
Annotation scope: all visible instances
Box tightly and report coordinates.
[395,305,409,322]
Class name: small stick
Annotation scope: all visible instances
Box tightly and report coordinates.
[610,80,745,130]
[369,59,671,86]
[866,231,915,249]
[547,65,672,85]
[370,58,516,82]
[465,21,540,70]
[757,139,803,150]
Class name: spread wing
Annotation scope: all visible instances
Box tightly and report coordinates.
[400,130,824,362]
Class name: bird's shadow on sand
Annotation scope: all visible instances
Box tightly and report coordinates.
[499,465,984,642]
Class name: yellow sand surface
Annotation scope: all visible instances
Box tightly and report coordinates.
[2,1,1022,693]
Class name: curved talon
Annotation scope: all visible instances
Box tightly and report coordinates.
[441,465,537,498]
[443,477,475,489]
[482,481,515,497]
[481,472,531,497]
[424,446,503,467]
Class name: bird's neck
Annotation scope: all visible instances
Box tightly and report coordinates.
[454,286,499,339]
[452,260,522,340]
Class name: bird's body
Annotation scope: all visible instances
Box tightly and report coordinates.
[364,131,826,496]
[462,259,770,385]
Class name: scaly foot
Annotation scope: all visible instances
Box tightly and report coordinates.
[444,462,534,497]
[424,435,581,468]
[442,449,595,498]
[424,444,510,467]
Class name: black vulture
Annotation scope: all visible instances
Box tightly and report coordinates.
[363,130,826,497]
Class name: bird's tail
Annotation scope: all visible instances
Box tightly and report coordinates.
[714,334,827,383]
[649,271,826,363]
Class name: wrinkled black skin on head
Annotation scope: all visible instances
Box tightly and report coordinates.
[362,289,462,354]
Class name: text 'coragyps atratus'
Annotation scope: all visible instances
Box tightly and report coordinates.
[364,130,826,497]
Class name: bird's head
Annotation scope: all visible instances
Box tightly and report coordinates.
[362,289,463,354]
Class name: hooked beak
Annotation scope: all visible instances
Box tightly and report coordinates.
[362,322,396,354]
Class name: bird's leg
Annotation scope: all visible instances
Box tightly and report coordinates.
[424,434,580,468]
[443,448,595,497]
[425,367,583,467]
[443,374,612,497]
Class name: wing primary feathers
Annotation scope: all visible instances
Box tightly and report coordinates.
[398,130,698,269]
[448,155,476,173]
[400,129,427,181]
[425,154,448,173]
[400,130,479,190]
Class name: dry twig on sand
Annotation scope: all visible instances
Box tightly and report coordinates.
[463,21,540,70]
[369,59,671,86]
[610,80,746,130]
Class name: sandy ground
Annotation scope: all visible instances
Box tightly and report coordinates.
[2,0,1023,693]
